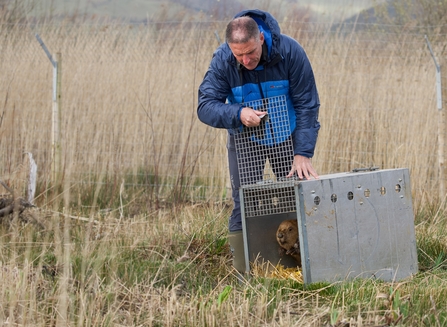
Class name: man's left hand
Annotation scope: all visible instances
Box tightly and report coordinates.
[287,155,319,180]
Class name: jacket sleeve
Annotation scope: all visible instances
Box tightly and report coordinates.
[286,37,320,158]
[197,50,243,130]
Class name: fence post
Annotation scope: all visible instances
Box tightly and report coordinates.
[425,36,444,199]
[52,52,62,184]
[35,34,62,185]
[442,56,447,200]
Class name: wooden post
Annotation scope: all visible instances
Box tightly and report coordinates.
[52,52,62,184]
[426,36,445,199]
[439,97,445,199]
[442,58,447,199]
[35,35,62,187]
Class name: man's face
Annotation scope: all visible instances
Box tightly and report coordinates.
[228,33,264,70]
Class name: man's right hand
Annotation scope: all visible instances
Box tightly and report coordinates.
[240,107,266,127]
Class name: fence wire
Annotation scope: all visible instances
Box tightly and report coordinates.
[0,20,446,208]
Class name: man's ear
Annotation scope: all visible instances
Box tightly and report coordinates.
[259,32,265,44]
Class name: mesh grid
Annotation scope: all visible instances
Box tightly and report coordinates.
[235,95,298,217]
[241,181,298,218]
[234,95,295,187]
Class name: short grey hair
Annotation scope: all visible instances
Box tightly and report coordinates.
[225,16,260,44]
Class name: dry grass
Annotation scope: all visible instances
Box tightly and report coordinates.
[0,17,446,208]
[1,13,447,326]
[0,202,445,326]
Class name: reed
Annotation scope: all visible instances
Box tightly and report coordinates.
[1,15,444,209]
[0,11,447,326]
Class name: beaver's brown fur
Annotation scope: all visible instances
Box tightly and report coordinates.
[276,219,301,266]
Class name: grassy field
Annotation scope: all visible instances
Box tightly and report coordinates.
[0,202,446,326]
[1,11,447,326]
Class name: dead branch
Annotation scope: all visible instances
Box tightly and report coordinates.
[0,179,35,218]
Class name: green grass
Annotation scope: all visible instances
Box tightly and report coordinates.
[0,202,446,326]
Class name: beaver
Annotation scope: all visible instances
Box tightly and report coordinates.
[276,219,301,266]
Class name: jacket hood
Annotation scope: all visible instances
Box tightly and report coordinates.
[233,9,281,58]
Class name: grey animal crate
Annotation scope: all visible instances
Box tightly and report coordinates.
[240,168,418,284]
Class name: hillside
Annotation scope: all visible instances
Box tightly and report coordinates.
[24,0,380,23]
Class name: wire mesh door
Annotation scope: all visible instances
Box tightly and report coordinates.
[234,95,294,187]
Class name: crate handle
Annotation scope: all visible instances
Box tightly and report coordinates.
[351,167,380,173]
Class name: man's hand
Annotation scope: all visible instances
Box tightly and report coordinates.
[240,107,267,127]
[287,155,319,180]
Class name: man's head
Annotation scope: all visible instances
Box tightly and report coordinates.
[225,16,264,70]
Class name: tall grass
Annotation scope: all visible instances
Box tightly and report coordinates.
[0,16,445,208]
[1,12,447,326]
[0,202,446,326]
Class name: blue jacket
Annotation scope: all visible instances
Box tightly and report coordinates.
[197,9,320,158]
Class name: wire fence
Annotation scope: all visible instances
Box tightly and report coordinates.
[0,20,446,209]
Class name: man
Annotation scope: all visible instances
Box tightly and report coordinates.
[197,9,320,274]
